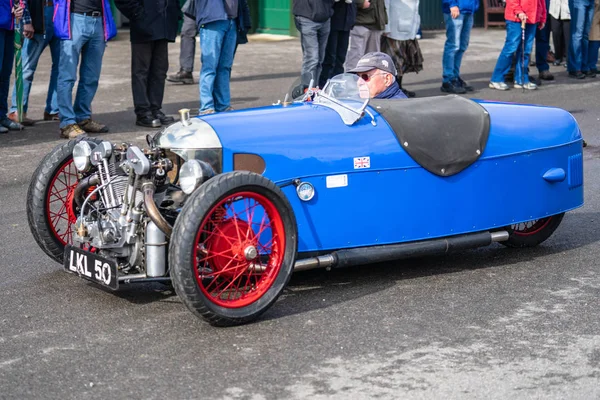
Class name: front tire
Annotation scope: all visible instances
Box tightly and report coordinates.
[169,171,298,326]
[26,138,102,263]
[501,213,565,248]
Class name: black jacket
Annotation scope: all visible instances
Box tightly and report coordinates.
[330,1,357,31]
[27,0,45,34]
[292,0,335,23]
[236,0,252,45]
[114,0,181,43]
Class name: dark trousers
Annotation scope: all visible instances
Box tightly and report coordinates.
[550,16,570,61]
[0,29,15,119]
[319,29,350,87]
[535,0,551,72]
[131,40,169,118]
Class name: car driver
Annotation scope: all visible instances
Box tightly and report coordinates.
[349,52,408,99]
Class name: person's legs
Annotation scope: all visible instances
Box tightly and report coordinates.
[74,15,106,129]
[199,20,227,112]
[364,29,382,53]
[344,25,368,71]
[442,12,461,83]
[57,16,85,129]
[0,29,15,122]
[147,39,170,117]
[131,41,152,118]
[333,30,350,76]
[515,23,538,84]
[10,33,44,119]
[46,5,60,115]
[315,19,330,84]
[319,29,339,87]
[491,21,522,83]
[550,15,564,60]
[294,16,325,85]
[563,20,571,64]
[180,15,197,73]
[585,40,600,71]
[569,0,587,72]
[214,19,237,112]
[580,0,595,71]
[535,0,551,73]
[455,13,473,80]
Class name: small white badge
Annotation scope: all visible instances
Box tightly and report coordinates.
[353,156,370,169]
[326,174,348,188]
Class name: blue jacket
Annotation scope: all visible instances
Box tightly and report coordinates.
[375,81,408,99]
[53,0,117,41]
[442,0,480,14]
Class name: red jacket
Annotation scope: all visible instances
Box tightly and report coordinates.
[505,0,547,24]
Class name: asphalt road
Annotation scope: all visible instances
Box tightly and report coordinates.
[1,29,599,399]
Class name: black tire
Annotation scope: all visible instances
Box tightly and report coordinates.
[169,171,297,326]
[500,213,565,248]
[27,138,103,264]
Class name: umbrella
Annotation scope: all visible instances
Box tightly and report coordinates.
[13,1,24,124]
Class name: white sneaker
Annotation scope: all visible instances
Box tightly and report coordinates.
[514,81,538,90]
[489,81,509,90]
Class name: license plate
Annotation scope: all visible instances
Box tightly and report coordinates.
[64,245,118,290]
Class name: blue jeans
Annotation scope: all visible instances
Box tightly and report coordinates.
[0,29,15,120]
[10,6,59,115]
[585,40,600,70]
[57,14,106,128]
[568,0,594,72]
[491,21,537,84]
[294,16,330,85]
[442,13,473,83]
[198,19,237,112]
[535,0,551,72]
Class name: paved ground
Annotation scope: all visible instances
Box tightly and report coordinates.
[1,28,599,399]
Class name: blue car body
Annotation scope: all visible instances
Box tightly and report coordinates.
[196,98,584,254]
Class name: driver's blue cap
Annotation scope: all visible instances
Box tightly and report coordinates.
[348,52,398,76]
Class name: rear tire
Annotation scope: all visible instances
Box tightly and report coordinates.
[500,213,565,248]
[27,138,102,264]
[169,171,298,326]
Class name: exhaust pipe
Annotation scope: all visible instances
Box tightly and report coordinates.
[142,183,173,238]
[293,230,510,271]
[74,174,100,208]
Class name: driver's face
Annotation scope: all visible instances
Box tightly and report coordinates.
[357,69,393,98]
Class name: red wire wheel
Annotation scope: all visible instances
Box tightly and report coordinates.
[170,171,297,326]
[27,138,102,263]
[501,213,565,248]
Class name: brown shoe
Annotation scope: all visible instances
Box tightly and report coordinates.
[43,111,59,121]
[60,124,86,139]
[8,111,35,126]
[79,118,108,133]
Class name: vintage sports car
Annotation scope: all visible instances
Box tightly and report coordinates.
[27,74,584,326]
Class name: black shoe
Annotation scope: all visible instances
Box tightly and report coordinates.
[153,110,175,125]
[440,81,466,94]
[136,115,161,128]
[569,71,586,79]
[457,77,474,92]
[538,70,554,80]
[584,70,597,78]
[529,75,542,86]
[401,88,416,98]
[166,69,194,84]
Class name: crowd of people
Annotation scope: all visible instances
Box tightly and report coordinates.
[0,0,599,137]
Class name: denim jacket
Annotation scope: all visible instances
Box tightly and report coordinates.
[53,0,117,41]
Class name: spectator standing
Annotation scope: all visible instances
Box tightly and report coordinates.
[115,0,181,128]
[9,0,60,126]
[549,0,571,66]
[318,0,357,88]
[585,0,600,75]
[344,0,388,71]
[381,0,423,97]
[1,2,30,133]
[567,0,594,78]
[293,0,334,86]
[489,0,547,90]
[54,0,117,138]
[440,0,478,94]
[195,0,251,114]
[534,0,555,80]
[166,12,197,85]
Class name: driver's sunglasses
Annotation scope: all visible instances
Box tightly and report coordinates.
[359,72,385,82]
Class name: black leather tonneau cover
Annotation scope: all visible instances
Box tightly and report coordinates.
[371,95,490,177]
